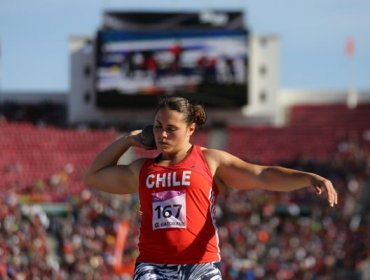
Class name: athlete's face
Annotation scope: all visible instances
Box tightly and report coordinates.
[154,108,195,152]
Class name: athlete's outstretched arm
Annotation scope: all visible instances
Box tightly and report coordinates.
[205,149,338,207]
[84,131,145,194]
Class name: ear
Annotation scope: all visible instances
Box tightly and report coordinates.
[187,123,196,136]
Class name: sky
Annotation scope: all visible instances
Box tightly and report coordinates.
[0,0,369,92]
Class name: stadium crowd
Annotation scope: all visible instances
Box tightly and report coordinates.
[1,129,369,279]
[1,102,370,279]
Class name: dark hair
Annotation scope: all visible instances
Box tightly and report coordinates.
[156,96,207,126]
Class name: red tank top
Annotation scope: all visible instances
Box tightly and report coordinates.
[137,145,220,264]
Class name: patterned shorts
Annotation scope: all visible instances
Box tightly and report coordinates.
[134,261,222,280]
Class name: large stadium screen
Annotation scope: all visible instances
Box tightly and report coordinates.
[95,29,248,108]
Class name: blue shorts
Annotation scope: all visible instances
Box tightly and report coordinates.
[134,261,222,280]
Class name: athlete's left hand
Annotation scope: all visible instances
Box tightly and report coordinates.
[310,175,338,207]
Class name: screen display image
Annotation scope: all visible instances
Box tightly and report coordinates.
[95,29,248,108]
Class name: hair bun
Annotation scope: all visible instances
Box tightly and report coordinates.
[193,105,207,126]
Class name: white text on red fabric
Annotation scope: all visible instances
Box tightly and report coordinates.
[145,171,192,189]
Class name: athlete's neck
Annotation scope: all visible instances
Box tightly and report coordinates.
[159,144,193,165]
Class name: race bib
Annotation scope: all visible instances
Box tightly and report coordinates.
[152,190,187,230]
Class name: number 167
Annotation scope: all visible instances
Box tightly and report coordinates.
[154,204,182,219]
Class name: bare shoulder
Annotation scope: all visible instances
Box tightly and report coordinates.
[201,147,236,163]
[200,147,235,175]
[118,157,148,192]
[127,157,149,175]
[200,147,235,192]
[201,146,261,177]
[200,146,222,160]
[200,147,265,191]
